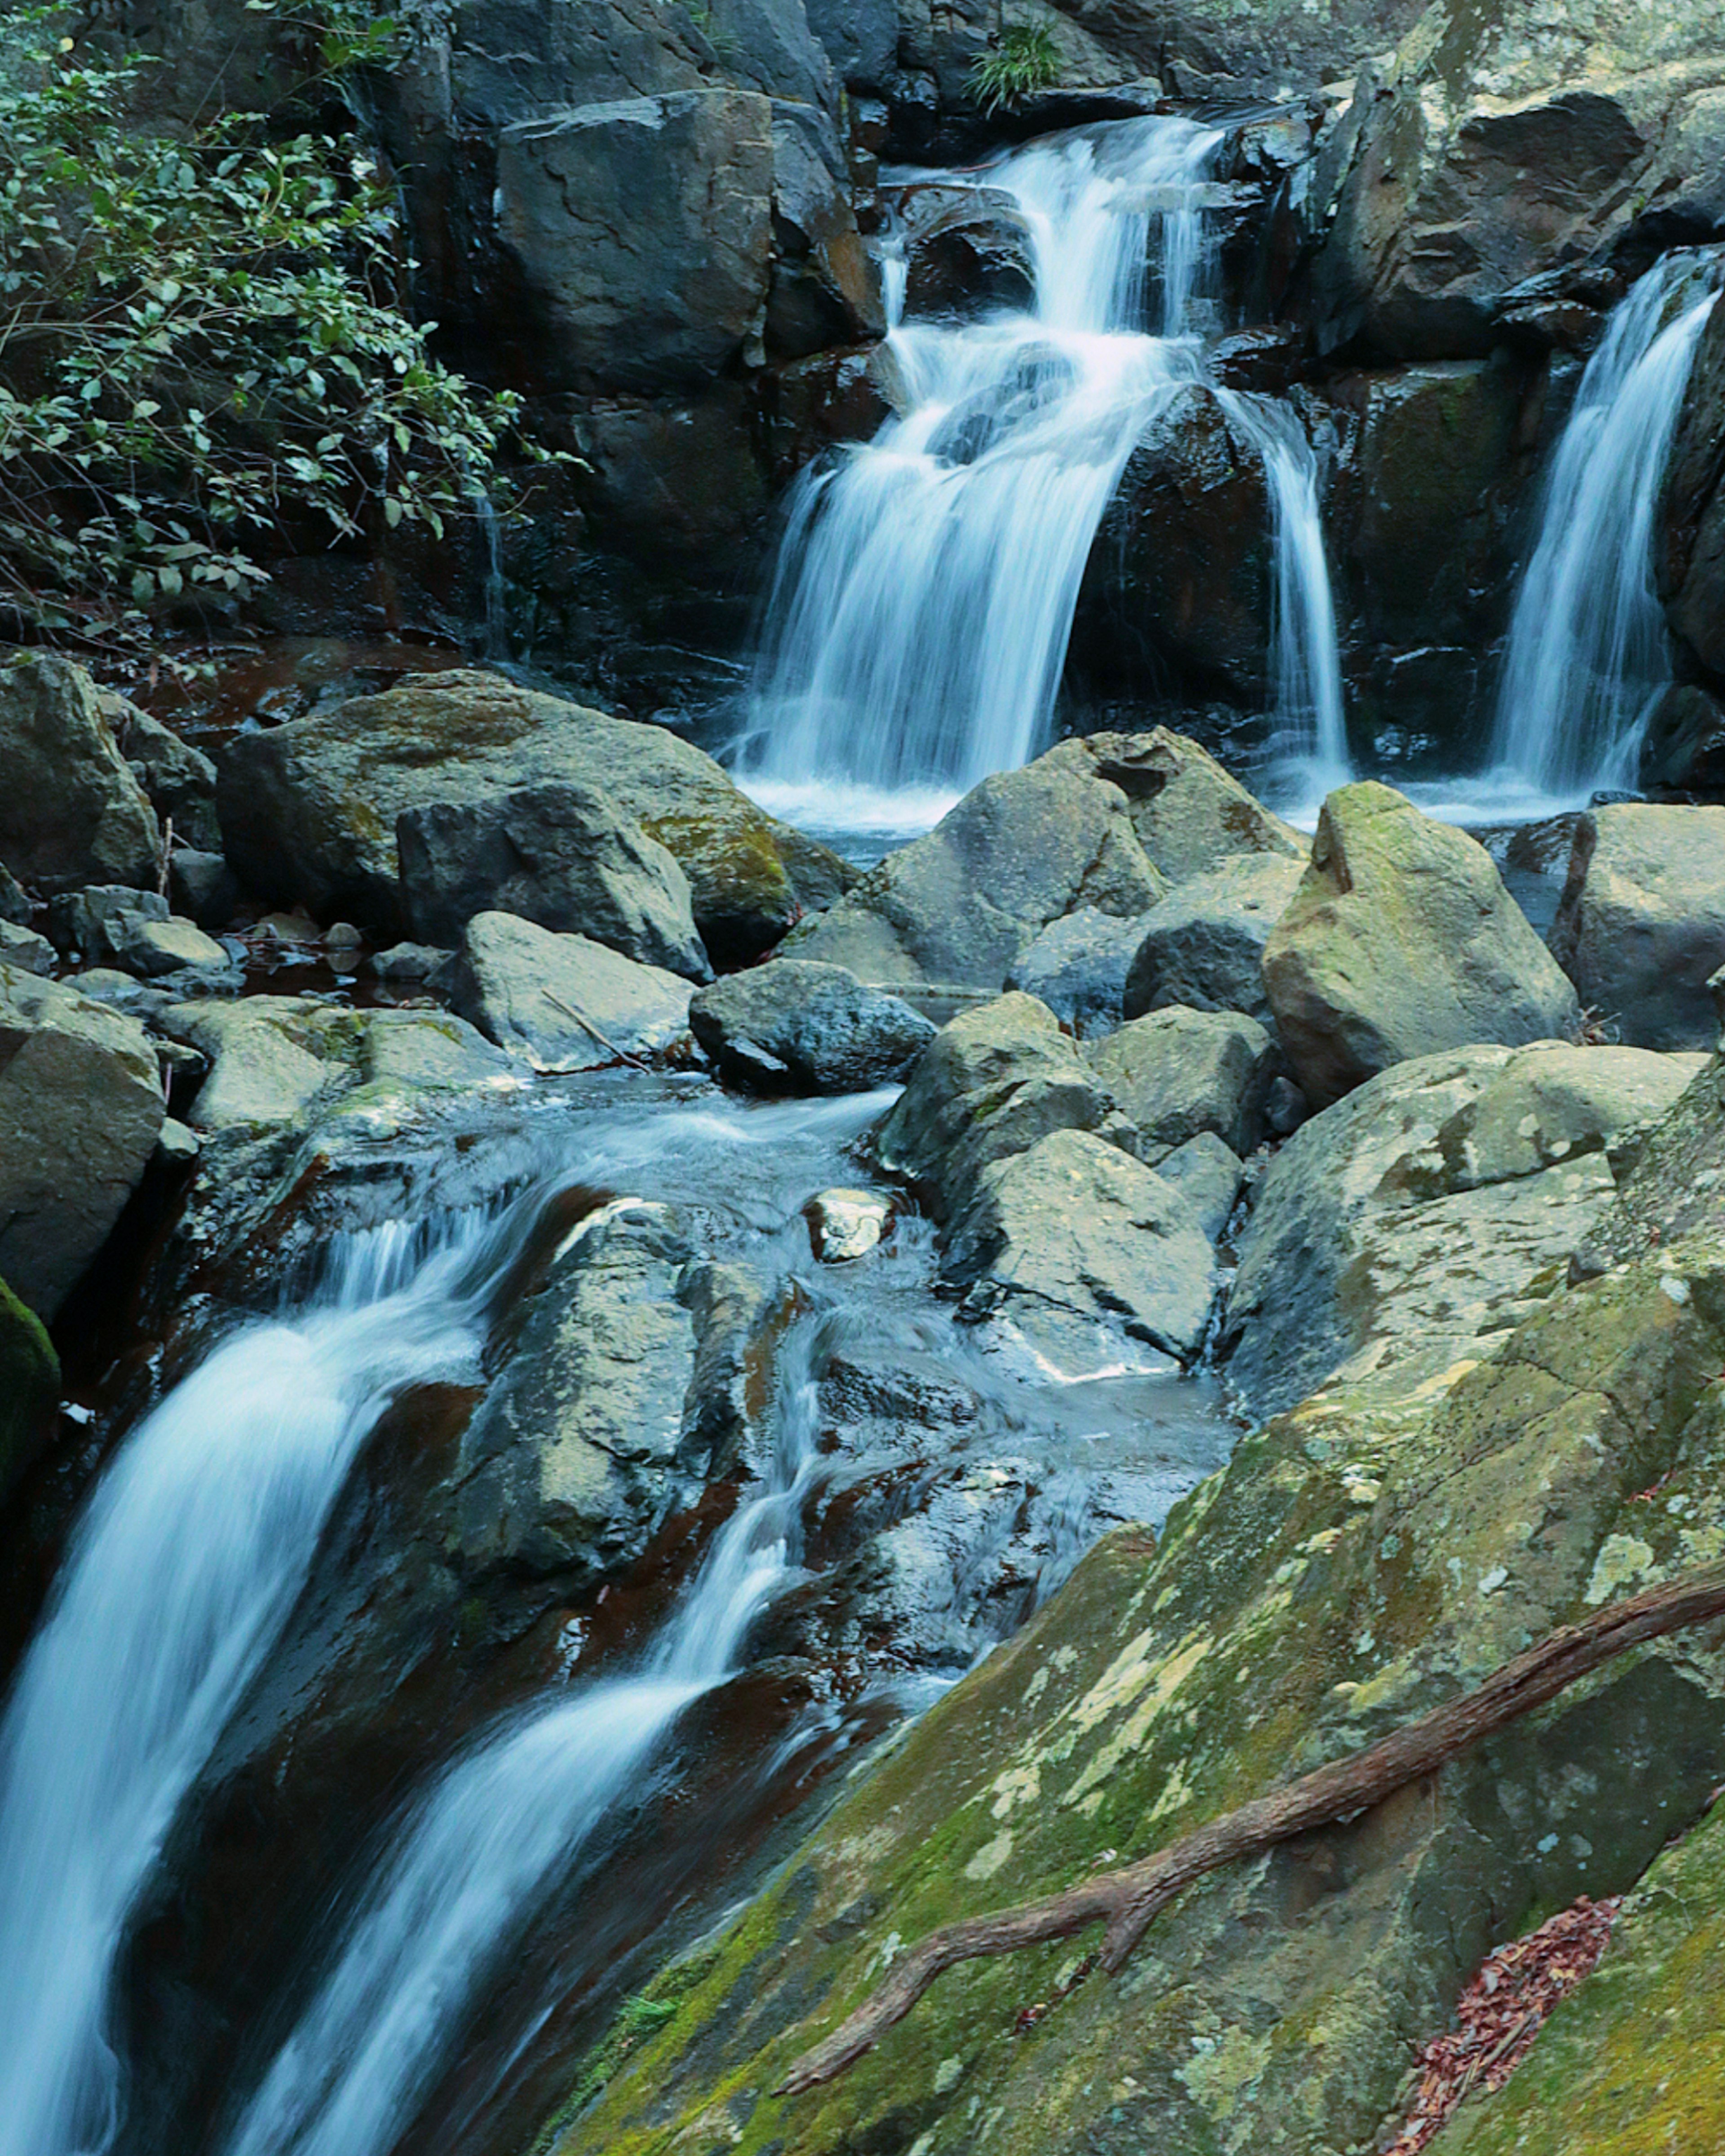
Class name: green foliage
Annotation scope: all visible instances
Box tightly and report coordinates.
[0,6,515,649]
[967,23,1061,115]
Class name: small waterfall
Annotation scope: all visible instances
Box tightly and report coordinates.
[739,116,1225,830]
[474,493,510,665]
[0,1211,511,2156]
[1490,252,1723,799]
[217,1307,835,2156]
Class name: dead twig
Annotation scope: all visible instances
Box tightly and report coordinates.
[776,1564,1725,2094]
[544,990,650,1072]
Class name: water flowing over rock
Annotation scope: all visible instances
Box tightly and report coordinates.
[0,654,160,897]
[0,966,165,1320]
[1263,782,1580,1107]
[1490,253,1724,798]
[1549,804,1725,1050]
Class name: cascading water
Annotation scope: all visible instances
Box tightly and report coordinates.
[739,117,1221,831]
[1489,250,1724,800]
[0,1211,513,2156]
[737,115,1349,835]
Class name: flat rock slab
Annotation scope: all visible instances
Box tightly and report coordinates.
[448,910,694,1072]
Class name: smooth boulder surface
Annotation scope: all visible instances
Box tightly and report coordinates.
[1223,1039,1705,1418]
[0,920,54,975]
[396,783,709,979]
[1262,782,1580,1107]
[789,729,1298,991]
[1149,1131,1246,1242]
[1085,1005,1276,1158]
[1005,906,1150,1038]
[447,911,694,1072]
[1548,804,1725,1050]
[0,965,165,1318]
[1124,852,1304,1023]
[0,653,160,895]
[217,670,848,962]
[942,1128,1218,1367]
[689,959,932,1093]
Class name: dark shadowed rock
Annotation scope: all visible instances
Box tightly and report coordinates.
[396,784,709,980]
[0,1273,58,1508]
[1661,290,1725,683]
[0,654,159,895]
[1124,852,1304,1023]
[690,959,932,1092]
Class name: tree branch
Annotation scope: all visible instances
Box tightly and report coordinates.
[775,1564,1725,2095]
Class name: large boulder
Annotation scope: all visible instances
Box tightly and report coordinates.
[790,731,1297,990]
[1262,782,1580,1107]
[1085,1006,1277,1158]
[1661,291,1725,681]
[1307,0,1725,360]
[1004,907,1154,1039]
[1548,803,1725,1050]
[0,1273,59,1506]
[395,783,709,980]
[104,696,222,854]
[1223,1038,1705,1418]
[0,653,160,895]
[689,959,932,1093]
[0,966,165,1318]
[447,911,694,1072]
[217,670,845,963]
[1124,852,1305,1023]
[941,1128,1218,1368]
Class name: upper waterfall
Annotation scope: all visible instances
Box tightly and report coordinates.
[736,115,1347,835]
[1489,251,1724,800]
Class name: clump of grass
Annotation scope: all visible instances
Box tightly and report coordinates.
[968,23,1060,114]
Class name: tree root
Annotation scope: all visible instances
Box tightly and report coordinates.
[775,1564,1725,2094]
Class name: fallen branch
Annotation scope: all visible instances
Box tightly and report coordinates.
[776,1563,1725,2094]
[544,990,650,1072]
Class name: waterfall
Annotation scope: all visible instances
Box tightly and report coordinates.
[0,1211,512,2156]
[474,494,510,664]
[217,1295,835,2156]
[737,116,1225,832]
[1490,251,1724,799]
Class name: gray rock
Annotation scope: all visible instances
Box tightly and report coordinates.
[805,1187,894,1262]
[1147,1131,1246,1243]
[689,959,932,1093]
[1085,1006,1277,1158]
[943,1129,1218,1370]
[1663,293,1725,685]
[1124,853,1305,1024]
[48,885,169,961]
[1222,1039,1703,1418]
[155,1117,202,1166]
[217,668,838,963]
[1005,907,1150,1038]
[1262,782,1580,1107]
[0,654,160,895]
[451,1200,752,1585]
[447,911,694,1072]
[1085,726,1302,887]
[0,863,31,925]
[873,993,1131,1218]
[368,942,453,982]
[0,965,165,1318]
[0,919,55,976]
[168,848,242,930]
[1548,804,1725,1050]
[397,783,710,980]
[495,90,774,393]
[106,697,221,853]
[107,911,233,981]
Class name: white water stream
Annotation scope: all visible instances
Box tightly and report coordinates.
[739,115,1347,838]
[0,1212,514,2156]
[1487,251,1723,801]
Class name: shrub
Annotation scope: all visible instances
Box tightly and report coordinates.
[967,23,1061,115]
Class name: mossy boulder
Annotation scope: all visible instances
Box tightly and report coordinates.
[216,670,849,963]
[0,1272,59,1506]
[544,1234,1725,2156]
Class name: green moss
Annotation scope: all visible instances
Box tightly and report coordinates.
[0,1272,59,1505]
[640,810,794,915]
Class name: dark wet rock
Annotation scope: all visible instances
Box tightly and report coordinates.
[452,1200,759,1586]
[1263,782,1579,1108]
[942,1127,1217,1367]
[1124,852,1304,1025]
[789,731,1295,990]
[689,959,932,1093]
[396,783,710,981]
[217,670,842,963]
[1085,1005,1276,1158]
[0,653,159,895]
[168,849,242,931]
[1549,803,1725,1050]
[367,942,453,983]
[1661,290,1725,681]
[0,965,165,1320]
[0,863,29,926]
[758,343,902,482]
[47,885,169,962]
[873,993,1133,1219]
[1149,1130,1245,1242]
[544,383,773,570]
[447,911,695,1073]
[768,102,884,359]
[1004,906,1151,1039]
[105,696,221,854]
[895,183,1034,316]
[1222,1039,1704,1418]
[1638,681,1725,798]
[0,920,54,976]
[0,1272,59,1508]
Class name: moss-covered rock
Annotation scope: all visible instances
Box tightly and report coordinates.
[0,1272,59,1506]
[542,1235,1725,2156]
